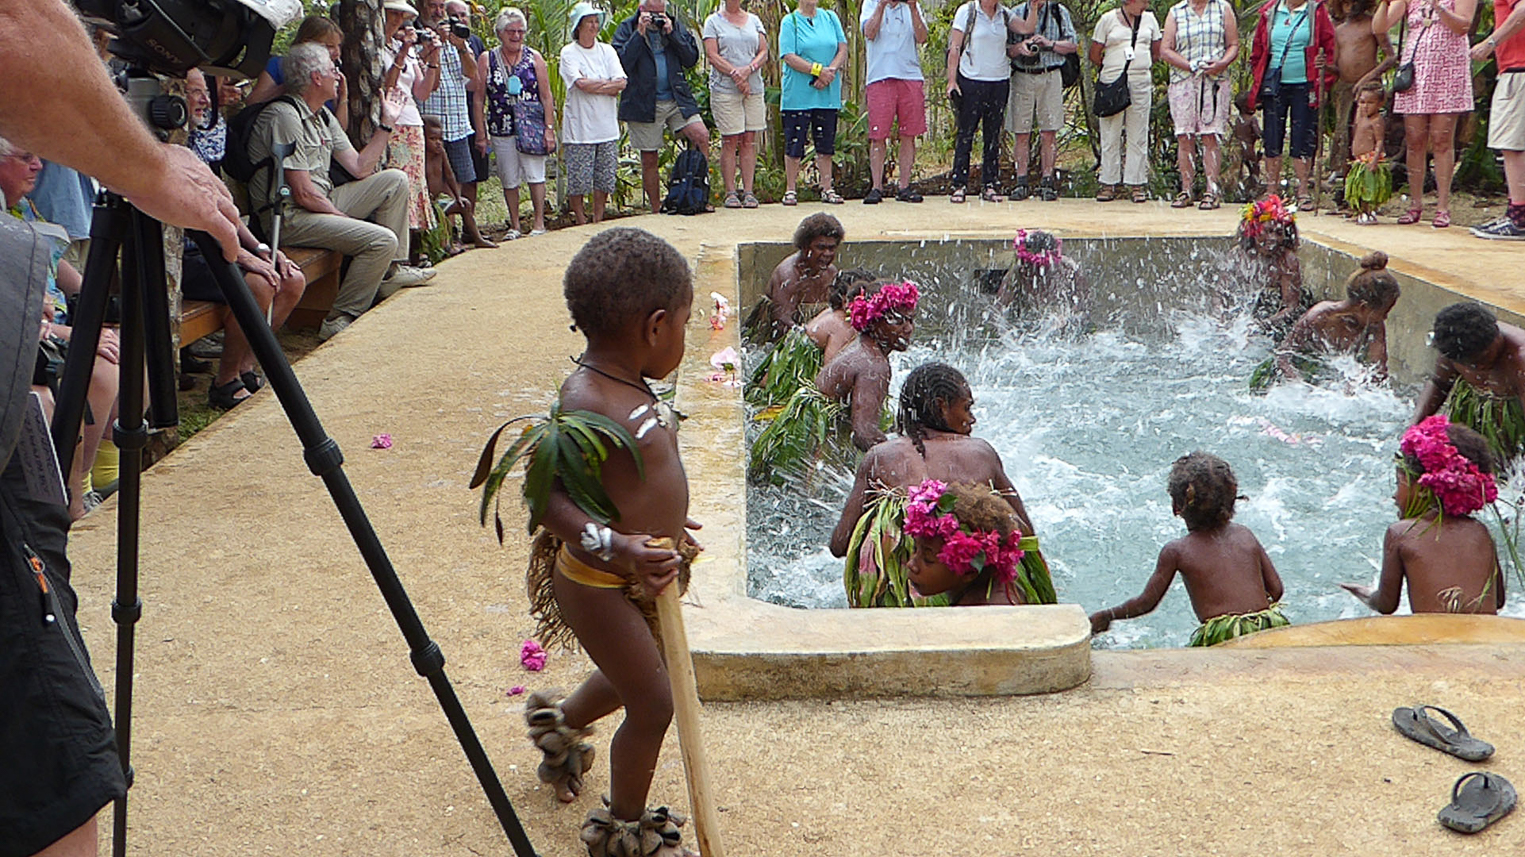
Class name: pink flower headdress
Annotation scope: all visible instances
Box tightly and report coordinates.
[902,479,1025,584]
[1399,415,1498,517]
[848,280,920,332]
[1012,229,1062,267]
[1238,195,1295,240]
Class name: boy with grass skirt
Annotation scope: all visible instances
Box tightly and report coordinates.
[1413,303,1525,467]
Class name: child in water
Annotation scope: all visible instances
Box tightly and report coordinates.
[1090,452,1288,646]
[805,268,875,364]
[504,228,703,856]
[1342,416,1504,615]
[816,279,919,450]
[904,479,1029,606]
[1235,196,1312,340]
[996,229,1090,322]
[1267,251,1400,385]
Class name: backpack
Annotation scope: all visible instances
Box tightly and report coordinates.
[222,95,300,184]
[661,147,710,216]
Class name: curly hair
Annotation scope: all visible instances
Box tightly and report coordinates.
[564,228,691,339]
[1346,251,1400,310]
[1404,423,1496,477]
[896,362,971,458]
[793,213,845,250]
[1018,229,1059,255]
[1168,452,1239,532]
[1431,303,1499,362]
[830,268,876,310]
[946,481,1020,538]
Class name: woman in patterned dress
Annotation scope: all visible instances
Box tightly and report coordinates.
[474,7,557,237]
[381,1,442,247]
[1372,0,1476,228]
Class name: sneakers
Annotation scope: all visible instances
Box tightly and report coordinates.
[864,186,884,205]
[317,314,354,342]
[1038,174,1059,201]
[1473,217,1525,240]
[385,264,436,289]
[896,186,924,202]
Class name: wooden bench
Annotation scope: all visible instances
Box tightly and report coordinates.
[176,246,344,347]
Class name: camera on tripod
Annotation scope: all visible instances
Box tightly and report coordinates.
[76,0,299,79]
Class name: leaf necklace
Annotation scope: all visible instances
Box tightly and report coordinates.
[572,356,677,439]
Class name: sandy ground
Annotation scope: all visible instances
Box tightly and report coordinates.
[63,201,1525,856]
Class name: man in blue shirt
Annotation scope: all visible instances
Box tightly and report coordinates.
[613,0,711,212]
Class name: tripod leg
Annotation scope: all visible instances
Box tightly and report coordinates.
[132,211,179,428]
[188,231,538,857]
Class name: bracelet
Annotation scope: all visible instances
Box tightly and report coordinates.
[580,522,616,563]
[810,62,823,76]
[428,63,440,69]
[378,123,394,133]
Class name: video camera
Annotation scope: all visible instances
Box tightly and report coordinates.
[77,0,302,79]
[447,14,472,39]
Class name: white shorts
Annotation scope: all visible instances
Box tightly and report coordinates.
[1006,69,1064,134]
[711,89,766,136]
[1168,77,1231,137]
[1489,72,1525,152]
[491,136,547,188]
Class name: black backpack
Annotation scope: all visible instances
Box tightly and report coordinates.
[661,147,710,216]
[222,95,301,184]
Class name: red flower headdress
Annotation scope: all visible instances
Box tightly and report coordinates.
[1012,229,1062,267]
[848,280,920,332]
[902,479,1024,583]
[1238,194,1295,240]
[1399,415,1498,517]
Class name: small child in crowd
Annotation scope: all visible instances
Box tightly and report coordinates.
[1345,83,1392,225]
[816,279,918,450]
[1272,250,1400,384]
[1229,93,1262,198]
[1090,452,1288,647]
[805,268,874,364]
[422,116,496,253]
[1342,416,1504,615]
[904,479,1029,606]
[513,228,702,856]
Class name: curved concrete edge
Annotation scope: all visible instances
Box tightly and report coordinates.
[1219,614,1525,648]
[683,596,1093,700]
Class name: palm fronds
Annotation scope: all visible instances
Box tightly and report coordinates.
[1015,539,1058,605]
[747,385,843,484]
[1187,604,1290,647]
[470,404,643,542]
[1445,378,1525,466]
[1344,156,1392,213]
[842,490,950,608]
[746,327,823,408]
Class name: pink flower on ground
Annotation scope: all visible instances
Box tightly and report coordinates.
[371,434,393,449]
[506,685,527,697]
[520,639,547,671]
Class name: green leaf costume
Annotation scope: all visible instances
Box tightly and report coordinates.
[1187,604,1290,647]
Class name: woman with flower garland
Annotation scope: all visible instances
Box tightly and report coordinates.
[997,229,1090,321]
[1090,452,1288,647]
[904,480,1035,605]
[1342,416,1503,614]
[1227,195,1313,340]
[831,362,1055,607]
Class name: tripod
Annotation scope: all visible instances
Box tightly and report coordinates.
[49,81,538,857]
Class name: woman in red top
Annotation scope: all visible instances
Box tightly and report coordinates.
[1246,0,1338,209]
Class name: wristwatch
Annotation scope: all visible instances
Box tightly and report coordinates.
[378,123,395,133]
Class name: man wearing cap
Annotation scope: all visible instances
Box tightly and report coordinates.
[612,0,711,213]
[418,0,479,194]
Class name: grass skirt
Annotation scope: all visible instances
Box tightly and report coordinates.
[1187,603,1290,647]
[524,529,695,651]
[1444,377,1525,466]
[746,327,823,409]
[748,384,847,483]
[1343,157,1392,213]
[1248,353,1332,392]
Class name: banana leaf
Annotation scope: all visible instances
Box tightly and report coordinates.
[1445,378,1525,467]
[747,385,845,484]
[1187,604,1290,647]
[842,491,949,608]
[1344,158,1392,212]
[746,327,823,408]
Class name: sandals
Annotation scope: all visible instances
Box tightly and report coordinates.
[781,190,798,206]
[1130,185,1149,203]
[525,690,597,802]
[1392,704,1495,761]
[1171,191,1193,208]
[820,189,844,204]
[580,804,698,857]
[980,186,1003,203]
[742,191,759,209]
[1296,194,1315,211]
[240,371,264,394]
[1095,184,1117,202]
[208,379,249,410]
[950,187,967,204]
[1198,191,1220,210]
[1433,209,1452,229]
[1439,772,1516,834]
[1397,206,1423,225]
[722,191,742,209]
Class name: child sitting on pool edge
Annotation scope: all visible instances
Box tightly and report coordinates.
[1342,416,1504,615]
[904,479,1032,606]
[1090,452,1288,646]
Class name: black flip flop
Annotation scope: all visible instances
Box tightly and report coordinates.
[1392,705,1495,761]
[1439,772,1516,834]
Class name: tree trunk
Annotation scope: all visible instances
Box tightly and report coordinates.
[338,0,388,148]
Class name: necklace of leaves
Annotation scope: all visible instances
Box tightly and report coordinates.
[572,356,678,439]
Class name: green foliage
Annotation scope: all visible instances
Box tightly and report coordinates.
[747,385,844,483]
[746,327,824,407]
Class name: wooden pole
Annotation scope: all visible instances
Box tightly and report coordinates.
[655,585,725,857]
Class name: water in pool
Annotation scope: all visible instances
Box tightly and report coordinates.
[742,238,1525,648]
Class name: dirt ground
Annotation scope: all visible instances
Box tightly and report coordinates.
[66,202,1525,856]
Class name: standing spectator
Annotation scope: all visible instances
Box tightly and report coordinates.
[1161,0,1239,209]
[704,0,769,209]
[475,7,557,237]
[1007,0,1080,201]
[613,0,710,213]
[1090,0,1163,202]
[560,2,627,224]
[447,0,489,209]
[1470,0,1525,239]
[1247,0,1338,210]
[418,0,480,206]
[946,0,1014,203]
[860,0,930,204]
[248,15,350,130]
[780,0,849,205]
[382,2,442,256]
[1330,0,1395,184]
[1373,0,1476,228]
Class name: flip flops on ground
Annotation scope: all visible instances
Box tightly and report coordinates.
[1392,704,1495,761]
[1439,772,1516,834]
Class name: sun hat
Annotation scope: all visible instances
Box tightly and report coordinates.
[567,1,607,30]
[382,0,420,16]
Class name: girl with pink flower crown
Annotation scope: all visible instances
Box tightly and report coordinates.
[903,480,1040,606]
[1342,416,1505,615]
[997,229,1090,321]
[815,279,920,450]
[1090,452,1288,646]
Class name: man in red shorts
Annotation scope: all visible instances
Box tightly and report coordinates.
[860,0,928,204]
[1472,0,1525,240]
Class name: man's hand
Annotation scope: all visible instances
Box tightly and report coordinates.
[273,249,296,281]
[115,144,241,261]
[236,248,279,284]
[660,14,674,34]
[1013,41,1036,58]
[637,11,651,35]
[1472,39,1496,62]
[380,88,407,127]
[95,328,120,365]
[475,133,489,155]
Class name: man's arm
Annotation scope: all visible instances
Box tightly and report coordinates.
[911,0,929,43]
[0,0,239,257]
[671,16,703,68]
[284,169,347,216]
[1473,1,1525,61]
[861,0,887,40]
[332,89,405,177]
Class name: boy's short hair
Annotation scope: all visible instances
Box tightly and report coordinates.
[1356,80,1385,101]
[1404,423,1496,477]
[1168,452,1238,532]
[564,228,691,339]
[1431,303,1498,362]
[1019,229,1059,255]
[1346,251,1400,309]
[1233,91,1253,115]
[422,115,443,133]
[793,213,845,251]
[897,362,972,457]
[947,481,1020,538]
[829,268,875,310]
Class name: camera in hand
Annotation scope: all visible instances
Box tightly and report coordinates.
[648,12,668,29]
[447,15,472,39]
[415,24,436,42]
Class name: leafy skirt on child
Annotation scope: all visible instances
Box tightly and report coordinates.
[1445,377,1525,467]
[1187,603,1290,647]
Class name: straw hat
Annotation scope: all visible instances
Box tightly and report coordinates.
[567,1,607,30]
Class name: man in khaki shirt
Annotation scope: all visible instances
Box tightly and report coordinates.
[250,42,431,341]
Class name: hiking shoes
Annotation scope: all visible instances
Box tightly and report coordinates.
[1039,175,1059,201]
[1009,177,1031,201]
[895,187,923,202]
[318,314,354,342]
[385,264,437,288]
[864,186,884,205]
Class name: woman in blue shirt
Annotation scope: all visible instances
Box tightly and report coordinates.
[779,0,848,204]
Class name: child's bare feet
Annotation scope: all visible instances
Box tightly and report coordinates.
[473,236,498,249]
[525,689,596,802]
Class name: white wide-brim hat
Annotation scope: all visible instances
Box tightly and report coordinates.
[568,2,607,30]
[383,0,420,16]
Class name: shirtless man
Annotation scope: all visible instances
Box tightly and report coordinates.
[815,279,916,450]
[1331,0,1395,182]
[751,213,844,342]
[1412,303,1525,434]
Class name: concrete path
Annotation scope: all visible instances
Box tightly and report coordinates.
[66,200,1525,855]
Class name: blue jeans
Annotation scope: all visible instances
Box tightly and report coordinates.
[1261,80,1316,159]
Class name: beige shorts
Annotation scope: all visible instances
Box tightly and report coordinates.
[1489,72,1525,151]
[1006,69,1064,134]
[626,100,705,152]
[711,89,766,136]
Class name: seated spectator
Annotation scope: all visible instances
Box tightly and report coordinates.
[248,43,431,342]
[560,2,627,225]
[183,70,307,409]
[613,0,711,213]
[423,116,495,251]
[247,14,350,130]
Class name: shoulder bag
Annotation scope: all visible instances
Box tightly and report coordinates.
[1390,15,1430,94]
[1259,3,1309,102]
[1093,10,1143,117]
